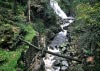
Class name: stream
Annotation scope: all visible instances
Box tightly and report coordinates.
[43,0,74,71]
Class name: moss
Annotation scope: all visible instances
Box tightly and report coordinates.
[0,48,20,71]
[21,24,36,49]
[0,24,35,71]
[24,24,36,41]
[0,0,36,71]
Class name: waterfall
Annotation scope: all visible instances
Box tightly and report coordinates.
[43,0,74,71]
[50,0,74,29]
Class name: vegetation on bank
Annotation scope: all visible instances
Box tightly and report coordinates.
[0,0,35,71]
[0,0,100,71]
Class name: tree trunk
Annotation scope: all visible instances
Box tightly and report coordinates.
[68,0,75,17]
[27,0,31,22]
[13,0,17,15]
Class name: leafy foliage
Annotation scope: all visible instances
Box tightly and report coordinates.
[0,0,100,71]
[75,2,100,49]
[0,0,35,71]
[0,24,20,50]
[71,1,100,71]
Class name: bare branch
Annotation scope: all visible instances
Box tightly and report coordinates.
[19,38,82,63]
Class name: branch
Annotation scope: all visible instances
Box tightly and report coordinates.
[19,38,82,63]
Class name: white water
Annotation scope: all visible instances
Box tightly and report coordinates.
[43,0,74,71]
[50,0,74,29]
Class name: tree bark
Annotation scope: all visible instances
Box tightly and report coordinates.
[19,37,82,63]
[13,0,17,15]
[27,0,31,22]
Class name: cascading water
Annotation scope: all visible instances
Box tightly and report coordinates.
[43,0,74,71]
[50,0,74,30]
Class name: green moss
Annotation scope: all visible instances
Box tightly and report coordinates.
[0,24,35,71]
[21,24,36,49]
[24,24,36,41]
[0,48,20,71]
[0,0,36,71]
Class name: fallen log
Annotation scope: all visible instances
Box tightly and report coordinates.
[19,37,82,63]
